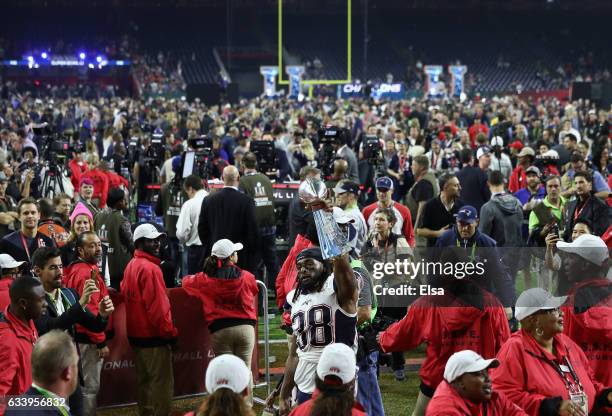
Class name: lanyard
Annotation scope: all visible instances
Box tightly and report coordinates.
[545,356,584,395]
[574,198,588,221]
[20,232,36,263]
[456,238,477,262]
[31,385,70,416]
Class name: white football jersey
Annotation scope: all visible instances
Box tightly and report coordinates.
[286,274,358,394]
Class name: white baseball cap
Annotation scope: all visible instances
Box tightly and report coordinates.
[476,146,491,160]
[490,136,504,147]
[0,254,25,270]
[556,234,609,266]
[205,354,251,394]
[316,343,357,384]
[332,207,355,225]
[444,350,499,383]
[211,239,243,259]
[515,288,567,321]
[132,223,165,242]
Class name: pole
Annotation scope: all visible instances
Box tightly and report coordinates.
[226,0,232,71]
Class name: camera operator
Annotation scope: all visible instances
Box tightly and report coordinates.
[333,128,359,182]
[239,152,278,289]
[133,135,157,205]
[0,172,19,240]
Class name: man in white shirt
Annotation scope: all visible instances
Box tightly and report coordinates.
[176,175,209,274]
[333,180,367,255]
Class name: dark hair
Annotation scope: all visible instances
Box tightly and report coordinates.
[17,197,38,216]
[439,173,457,190]
[545,175,561,186]
[196,388,254,416]
[9,276,42,304]
[591,144,609,172]
[52,193,71,206]
[460,148,473,164]
[488,170,505,186]
[310,376,354,416]
[574,218,592,232]
[31,246,62,270]
[183,175,204,191]
[242,152,257,170]
[75,231,98,249]
[564,133,578,142]
[38,198,55,219]
[574,170,592,184]
[375,208,397,225]
[203,255,232,276]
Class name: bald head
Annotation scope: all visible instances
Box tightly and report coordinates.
[31,330,79,396]
[222,165,240,186]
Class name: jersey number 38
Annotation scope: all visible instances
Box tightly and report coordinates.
[292,304,333,350]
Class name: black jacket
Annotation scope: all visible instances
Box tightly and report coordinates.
[198,188,259,272]
[563,195,612,241]
[5,387,69,415]
[0,231,55,265]
[34,287,107,337]
[456,166,491,213]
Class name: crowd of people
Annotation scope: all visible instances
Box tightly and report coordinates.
[0,90,611,416]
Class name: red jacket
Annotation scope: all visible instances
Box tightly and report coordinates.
[362,202,415,247]
[426,380,528,416]
[182,266,257,332]
[68,159,89,190]
[103,169,129,190]
[82,168,110,208]
[491,330,606,416]
[0,278,13,311]
[561,278,612,386]
[289,389,366,416]
[120,250,178,345]
[63,261,109,345]
[468,124,489,148]
[379,289,510,392]
[275,233,313,310]
[0,308,38,396]
[508,165,527,194]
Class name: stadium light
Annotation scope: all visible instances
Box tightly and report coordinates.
[96,56,103,63]
[79,52,86,60]
[88,63,94,69]
[41,52,48,59]
[27,56,34,62]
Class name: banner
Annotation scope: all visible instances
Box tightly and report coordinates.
[424,65,444,98]
[259,66,279,98]
[448,65,468,97]
[98,289,259,407]
[286,66,305,99]
[337,83,365,99]
[371,83,405,100]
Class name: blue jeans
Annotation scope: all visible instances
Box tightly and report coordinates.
[296,388,311,404]
[357,351,385,416]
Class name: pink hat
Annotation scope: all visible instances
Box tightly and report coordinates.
[69,202,93,225]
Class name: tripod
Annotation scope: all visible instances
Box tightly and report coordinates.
[40,162,66,199]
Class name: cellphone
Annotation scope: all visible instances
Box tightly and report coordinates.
[550,224,559,237]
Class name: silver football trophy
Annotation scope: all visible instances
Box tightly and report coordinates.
[298,178,349,259]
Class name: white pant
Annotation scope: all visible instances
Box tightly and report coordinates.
[79,343,103,416]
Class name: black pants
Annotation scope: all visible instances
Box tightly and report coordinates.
[187,245,205,275]
[256,227,279,290]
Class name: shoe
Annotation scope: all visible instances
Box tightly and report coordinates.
[394,369,406,381]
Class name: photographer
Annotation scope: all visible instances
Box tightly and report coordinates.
[19,146,42,199]
[258,131,292,180]
[333,128,359,182]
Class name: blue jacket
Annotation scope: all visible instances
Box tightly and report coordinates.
[434,226,514,307]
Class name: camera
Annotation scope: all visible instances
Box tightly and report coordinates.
[363,135,384,165]
[317,126,344,177]
[182,135,215,179]
[250,140,277,177]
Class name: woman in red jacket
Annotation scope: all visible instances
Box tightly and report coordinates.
[289,343,366,416]
[182,238,258,403]
[491,288,612,416]
[426,350,528,415]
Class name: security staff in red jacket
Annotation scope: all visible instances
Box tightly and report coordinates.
[426,350,528,416]
[556,234,612,387]
[491,288,612,416]
[182,238,258,404]
[377,275,510,416]
[121,223,178,416]
[63,230,111,416]
[0,276,45,397]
